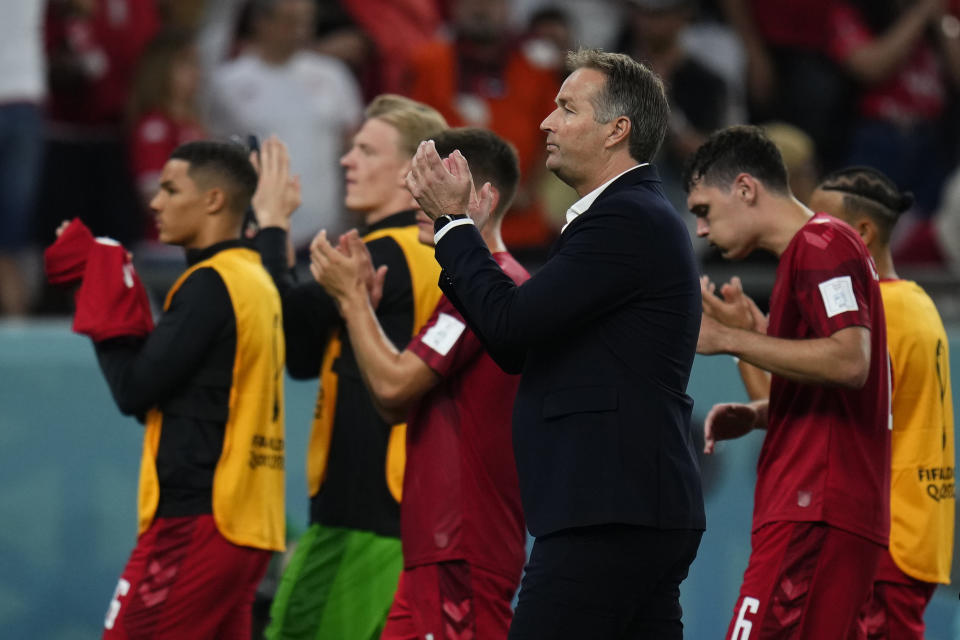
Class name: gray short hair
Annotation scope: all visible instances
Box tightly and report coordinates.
[566,48,669,163]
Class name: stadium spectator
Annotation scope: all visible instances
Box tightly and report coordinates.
[207,0,363,251]
[614,0,731,212]
[310,127,527,640]
[522,6,574,77]
[407,48,704,637]
[404,0,561,264]
[254,96,446,640]
[688,125,890,638]
[127,29,205,238]
[57,140,287,639]
[38,0,160,246]
[0,0,45,316]
[720,0,852,169]
[336,0,446,96]
[827,0,960,220]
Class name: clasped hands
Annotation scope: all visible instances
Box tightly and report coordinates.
[404,140,495,229]
[310,229,387,310]
[696,275,766,355]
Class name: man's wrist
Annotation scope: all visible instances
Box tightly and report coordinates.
[433,214,474,243]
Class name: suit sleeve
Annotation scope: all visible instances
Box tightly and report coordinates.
[435,200,654,353]
[255,227,341,378]
[94,267,232,416]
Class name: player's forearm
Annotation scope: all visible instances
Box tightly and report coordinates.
[843,4,930,85]
[722,326,870,388]
[737,359,771,401]
[338,287,418,411]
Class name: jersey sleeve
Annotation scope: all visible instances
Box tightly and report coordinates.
[791,225,874,337]
[408,297,483,378]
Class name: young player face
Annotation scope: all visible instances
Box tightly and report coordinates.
[687,180,754,260]
[540,67,612,190]
[340,118,411,217]
[150,159,208,248]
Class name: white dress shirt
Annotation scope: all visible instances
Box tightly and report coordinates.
[561,164,648,233]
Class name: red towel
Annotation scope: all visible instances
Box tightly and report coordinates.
[44,218,95,285]
[73,239,155,341]
[44,219,155,340]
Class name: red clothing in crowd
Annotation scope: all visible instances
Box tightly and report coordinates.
[749,0,834,50]
[828,3,948,124]
[45,0,160,125]
[130,111,205,239]
[405,40,560,249]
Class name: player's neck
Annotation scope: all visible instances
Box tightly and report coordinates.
[481,222,506,254]
[765,197,814,257]
[363,193,417,226]
[873,247,897,280]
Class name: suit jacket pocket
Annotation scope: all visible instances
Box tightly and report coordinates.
[542,386,619,419]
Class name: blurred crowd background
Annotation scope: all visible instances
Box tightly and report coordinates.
[5,0,960,319]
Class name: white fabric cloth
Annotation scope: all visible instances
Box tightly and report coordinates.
[208,52,363,248]
[0,0,46,102]
[561,164,647,233]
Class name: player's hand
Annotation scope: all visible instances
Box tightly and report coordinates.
[251,136,301,231]
[55,219,71,238]
[310,230,385,309]
[405,141,473,221]
[340,230,388,309]
[696,310,732,355]
[704,402,759,454]
[701,276,766,332]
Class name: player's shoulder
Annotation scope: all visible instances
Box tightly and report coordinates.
[793,214,870,264]
[494,251,532,285]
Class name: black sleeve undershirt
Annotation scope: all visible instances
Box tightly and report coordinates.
[94,267,233,417]
[254,226,415,377]
[255,227,341,378]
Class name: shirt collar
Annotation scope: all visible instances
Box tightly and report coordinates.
[562,164,648,233]
[364,209,418,234]
[186,239,246,266]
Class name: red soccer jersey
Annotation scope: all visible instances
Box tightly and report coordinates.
[757,213,891,546]
[404,252,529,581]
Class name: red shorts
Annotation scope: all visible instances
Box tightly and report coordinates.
[102,514,271,640]
[380,561,517,640]
[726,521,883,640]
[857,551,937,640]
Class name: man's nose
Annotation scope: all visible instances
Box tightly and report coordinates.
[696,218,709,237]
[540,109,557,132]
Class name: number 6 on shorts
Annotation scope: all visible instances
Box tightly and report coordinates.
[105,578,131,630]
[731,596,760,640]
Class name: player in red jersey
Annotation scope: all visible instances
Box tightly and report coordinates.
[685,125,891,639]
[309,127,528,640]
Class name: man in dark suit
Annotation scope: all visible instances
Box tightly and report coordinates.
[405,48,704,638]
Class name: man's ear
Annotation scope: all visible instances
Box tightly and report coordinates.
[605,116,631,150]
[734,173,759,205]
[858,217,878,247]
[204,187,228,215]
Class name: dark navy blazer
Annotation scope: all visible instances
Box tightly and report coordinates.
[435,164,705,537]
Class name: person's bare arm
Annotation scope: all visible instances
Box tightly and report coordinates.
[699,315,871,389]
[310,231,440,419]
[841,0,943,85]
